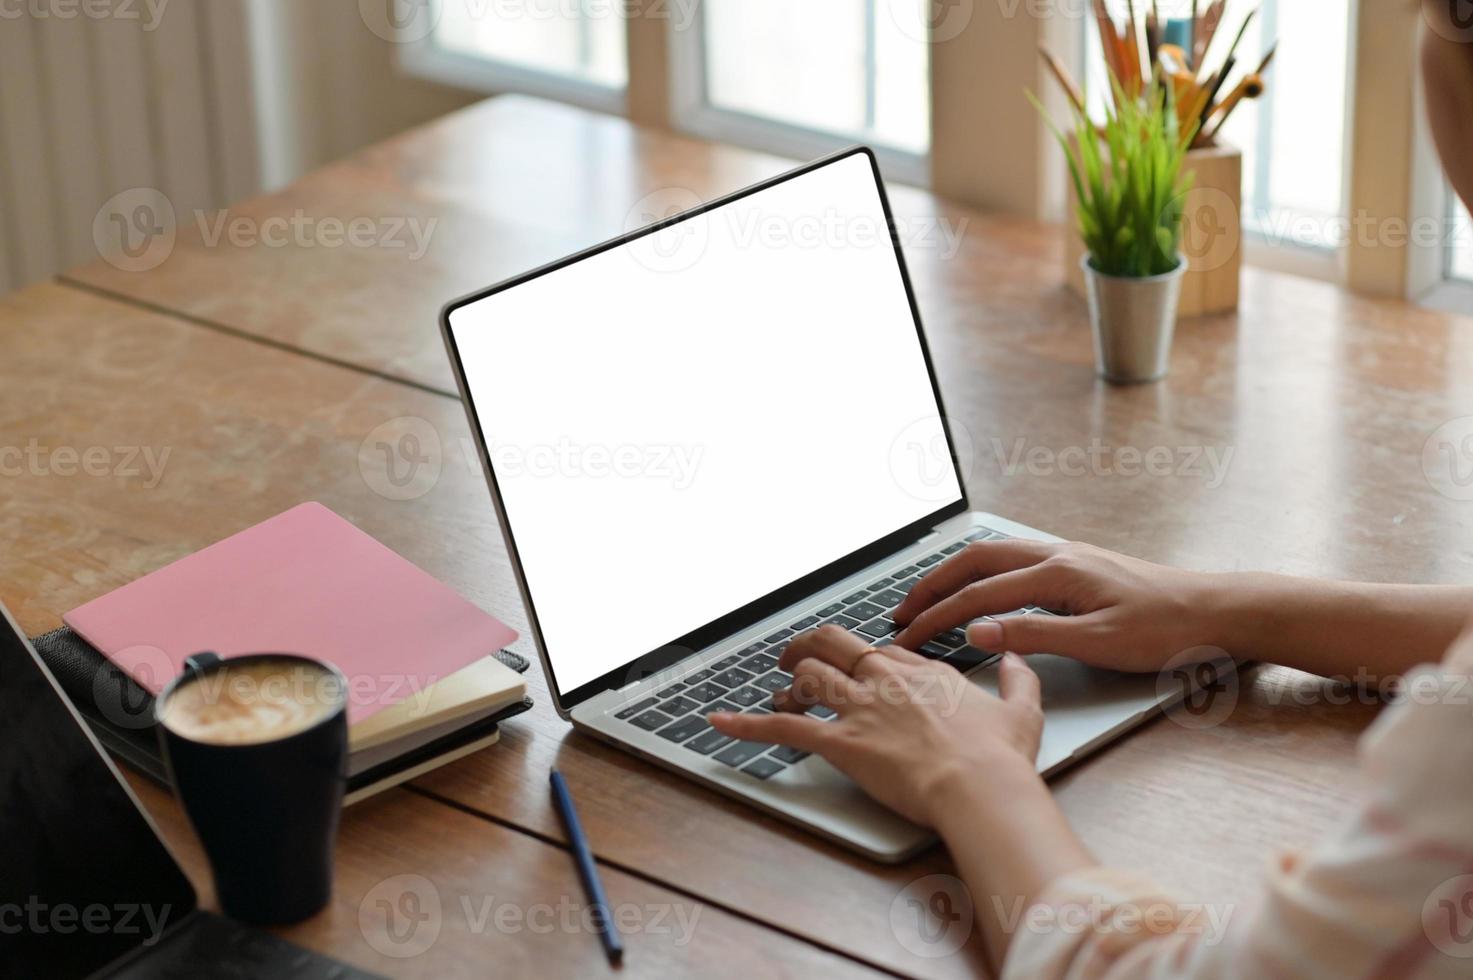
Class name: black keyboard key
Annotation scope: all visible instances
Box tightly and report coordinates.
[656,715,710,743]
[918,554,943,567]
[726,686,767,707]
[808,704,837,719]
[848,600,884,619]
[943,542,966,554]
[857,617,896,638]
[764,629,794,643]
[897,576,921,590]
[714,740,771,767]
[894,565,920,576]
[944,647,999,672]
[770,745,811,764]
[696,700,745,716]
[743,758,787,780]
[661,695,699,716]
[711,667,755,689]
[816,603,845,617]
[868,576,894,588]
[790,615,820,630]
[842,591,868,604]
[740,652,779,673]
[685,668,714,683]
[769,641,789,656]
[739,642,765,656]
[872,588,906,607]
[822,614,862,630]
[966,530,990,541]
[614,697,660,720]
[685,728,734,755]
[656,682,686,698]
[711,654,743,671]
[752,671,790,693]
[938,629,968,648]
[686,682,727,703]
[920,642,950,659]
[630,709,672,731]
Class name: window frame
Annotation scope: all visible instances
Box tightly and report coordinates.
[398,0,931,186]
[395,1,628,117]
[663,2,930,186]
[1405,60,1473,317]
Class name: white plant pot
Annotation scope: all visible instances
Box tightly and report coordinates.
[1081,256,1186,384]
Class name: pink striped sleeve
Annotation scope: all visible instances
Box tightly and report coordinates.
[1001,659,1473,980]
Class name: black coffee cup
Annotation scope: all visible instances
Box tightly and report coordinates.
[155,652,348,925]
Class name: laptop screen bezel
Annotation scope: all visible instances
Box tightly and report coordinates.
[440,146,970,711]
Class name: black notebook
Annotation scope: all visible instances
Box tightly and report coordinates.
[30,625,532,800]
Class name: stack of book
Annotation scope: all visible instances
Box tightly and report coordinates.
[41,502,529,802]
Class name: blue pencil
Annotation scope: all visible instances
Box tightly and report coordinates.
[550,770,624,965]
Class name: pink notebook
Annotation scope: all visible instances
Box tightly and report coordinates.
[65,502,518,725]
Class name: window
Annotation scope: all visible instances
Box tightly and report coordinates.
[398,0,628,114]
[1084,0,1352,261]
[433,0,626,88]
[695,0,929,155]
[1217,0,1351,252]
[1447,198,1473,284]
[669,0,930,181]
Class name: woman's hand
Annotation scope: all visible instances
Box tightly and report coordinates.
[892,539,1229,673]
[708,626,1044,828]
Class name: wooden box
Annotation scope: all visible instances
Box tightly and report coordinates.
[1065,143,1242,317]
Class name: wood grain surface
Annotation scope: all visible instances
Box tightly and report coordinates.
[4,94,1471,978]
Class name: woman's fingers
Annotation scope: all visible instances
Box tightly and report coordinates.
[875,643,929,667]
[966,610,1103,657]
[778,624,895,678]
[893,563,1063,649]
[893,539,1056,626]
[773,656,864,714]
[996,652,1041,708]
[709,709,833,752]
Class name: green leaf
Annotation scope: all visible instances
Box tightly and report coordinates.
[1030,72,1195,277]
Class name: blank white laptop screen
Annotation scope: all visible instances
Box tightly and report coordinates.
[447,152,963,695]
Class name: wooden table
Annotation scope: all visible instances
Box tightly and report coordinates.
[5,95,1472,977]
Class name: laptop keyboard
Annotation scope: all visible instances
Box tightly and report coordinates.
[610,527,1016,780]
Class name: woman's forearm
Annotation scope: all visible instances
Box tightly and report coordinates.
[932,755,1096,974]
[1206,573,1473,679]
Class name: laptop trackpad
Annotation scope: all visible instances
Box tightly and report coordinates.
[967,653,1164,772]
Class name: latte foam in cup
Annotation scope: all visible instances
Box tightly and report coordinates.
[159,657,343,746]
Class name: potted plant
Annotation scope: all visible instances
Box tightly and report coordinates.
[1036,82,1196,383]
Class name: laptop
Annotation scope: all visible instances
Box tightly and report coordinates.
[440,148,1173,862]
[0,602,382,979]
